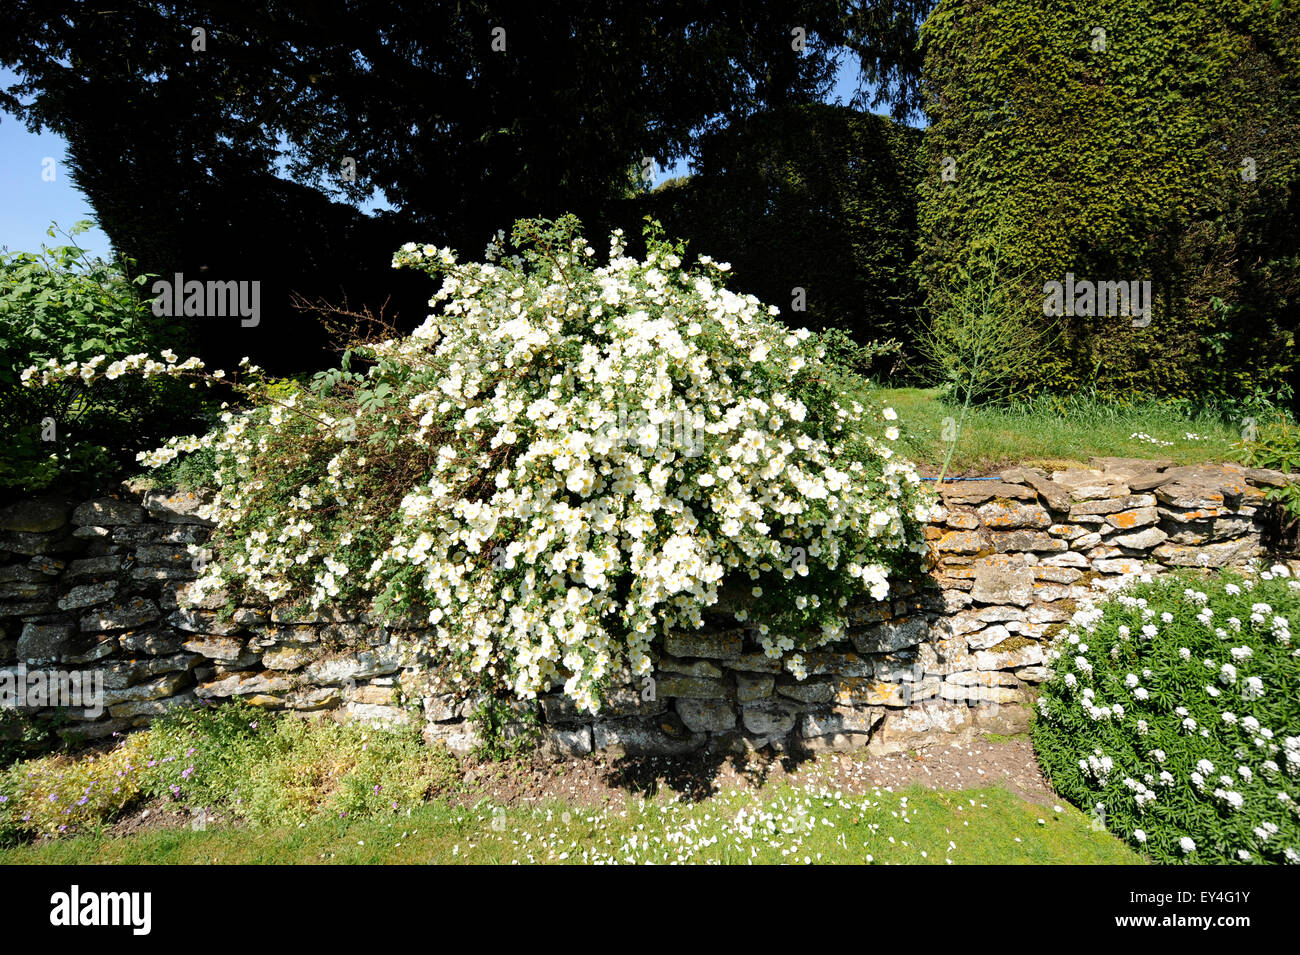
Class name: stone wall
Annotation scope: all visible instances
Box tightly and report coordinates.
[1,458,1294,758]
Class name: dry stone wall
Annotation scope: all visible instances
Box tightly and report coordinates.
[2,458,1294,758]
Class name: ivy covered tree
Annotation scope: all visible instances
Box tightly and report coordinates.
[917,0,1300,408]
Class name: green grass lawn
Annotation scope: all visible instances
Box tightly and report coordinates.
[875,387,1245,475]
[0,784,1142,865]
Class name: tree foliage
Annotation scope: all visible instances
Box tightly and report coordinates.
[917,0,1300,408]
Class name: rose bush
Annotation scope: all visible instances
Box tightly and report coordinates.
[25,216,934,712]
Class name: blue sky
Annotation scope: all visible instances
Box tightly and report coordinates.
[1,58,871,263]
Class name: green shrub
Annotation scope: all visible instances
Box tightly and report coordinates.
[918,0,1300,405]
[1237,414,1300,532]
[0,734,151,843]
[0,223,211,493]
[1034,568,1300,863]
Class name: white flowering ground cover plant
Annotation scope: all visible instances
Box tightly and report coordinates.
[23,216,933,714]
[1033,565,1300,864]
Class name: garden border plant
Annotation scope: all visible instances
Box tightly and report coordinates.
[1034,565,1300,864]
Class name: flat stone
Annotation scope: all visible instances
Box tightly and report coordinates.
[1092,557,1146,575]
[847,601,894,626]
[422,721,481,755]
[540,726,593,758]
[799,652,874,678]
[943,510,981,530]
[64,556,124,580]
[939,482,1037,505]
[1153,474,1239,510]
[971,702,1033,735]
[715,652,782,674]
[108,691,198,721]
[142,489,215,525]
[592,717,705,756]
[1246,467,1289,487]
[741,701,799,736]
[945,669,1020,687]
[936,530,988,553]
[657,658,723,679]
[1090,457,1173,478]
[0,529,78,556]
[1151,539,1257,568]
[100,653,198,689]
[835,677,925,707]
[665,629,744,659]
[103,670,194,705]
[991,530,1067,553]
[71,497,143,527]
[868,701,972,755]
[999,468,1070,511]
[195,671,293,699]
[1034,566,1083,583]
[81,597,160,632]
[1070,494,1157,517]
[977,500,1051,529]
[1040,551,1089,568]
[1032,582,1074,602]
[17,620,76,662]
[676,698,737,733]
[800,706,884,738]
[1015,665,1051,683]
[966,624,1011,650]
[1105,507,1159,530]
[167,609,242,636]
[57,581,119,611]
[938,682,1026,705]
[735,673,775,702]
[656,674,730,700]
[851,617,928,654]
[1046,523,1088,539]
[1110,527,1168,548]
[301,647,402,685]
[775,679,835,704]
[969,555,1035,606]
[262,646,314,670]
[0,499,70,533]
[118,628,186,656]
[182,635,250,662]
[973,643,1044,670]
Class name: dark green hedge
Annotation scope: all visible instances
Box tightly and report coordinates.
[917,0,1300,407]
[616,104,923,359]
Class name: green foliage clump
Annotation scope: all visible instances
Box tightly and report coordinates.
[0,701,461,841]
[0,223,209,493]
[1238,413,1300,515]
[0,734,151,843]
[141,701,458,827]
[1034,569,1300,863]
[918,0,1300,406]
[631,103,923,359]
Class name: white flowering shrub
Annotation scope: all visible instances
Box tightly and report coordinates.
[24,216,933,714]
[1034,566,1300,863]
